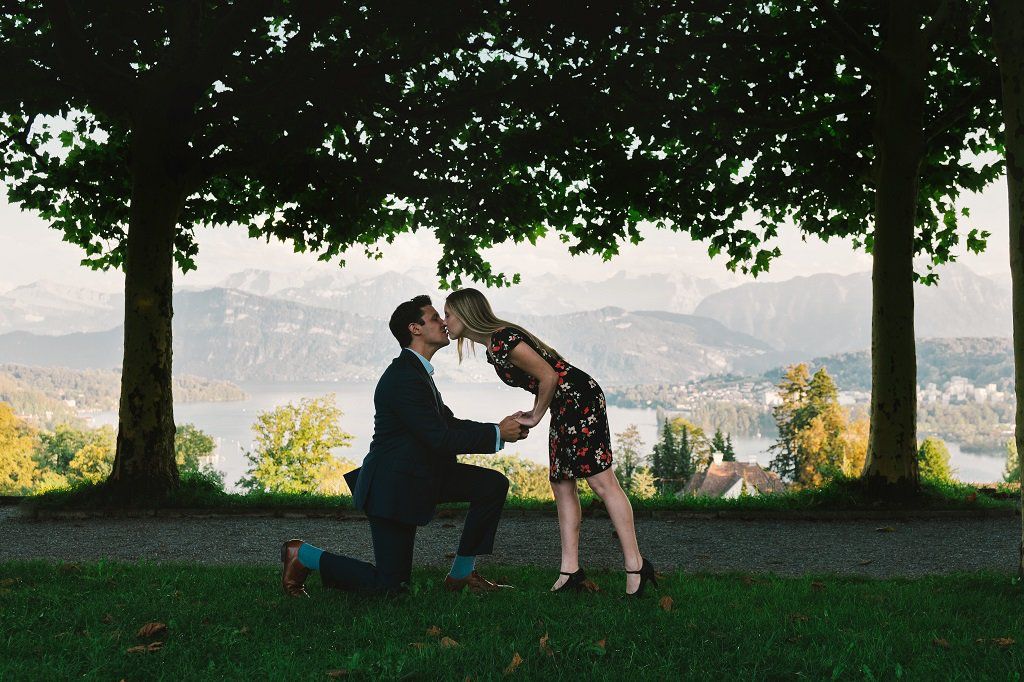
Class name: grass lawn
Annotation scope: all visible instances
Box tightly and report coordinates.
[18,475,1020,515]
[1,562,1023,680]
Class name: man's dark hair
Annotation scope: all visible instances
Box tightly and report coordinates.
[389,295,432,348]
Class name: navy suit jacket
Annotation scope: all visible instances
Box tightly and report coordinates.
[343,349,498,525]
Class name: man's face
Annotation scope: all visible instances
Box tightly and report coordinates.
[411,305,451,348]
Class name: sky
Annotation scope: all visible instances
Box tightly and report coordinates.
[0,173,1012,295]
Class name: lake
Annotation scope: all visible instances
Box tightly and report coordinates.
[89,381,1009,490]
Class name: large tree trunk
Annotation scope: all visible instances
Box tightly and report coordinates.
[106,122,188,503]
[991,0,1024,576]
[862,1,926,495]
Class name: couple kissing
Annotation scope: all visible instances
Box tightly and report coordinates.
[281,291,655,597]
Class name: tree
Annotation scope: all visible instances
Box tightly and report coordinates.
[613,424,645,494]
[238,395,354,494]
[630,468,658,499]
[461,453,553,500]
[770,364,853,487]
[1004,439,1019,485]
[38,424,116,477]
[174,423,216,473]
[495,2,1002,497]
[711,428,736,462]
[769,364,813,483]
[0,403,40,494]
[0,1,533,502]
[68,443,114,485]
[651,419,677,495]
[991,0,1024,577]
[917,437,954,483]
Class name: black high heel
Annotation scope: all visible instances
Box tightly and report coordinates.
[625,557,657,597]
[553,568,588,592]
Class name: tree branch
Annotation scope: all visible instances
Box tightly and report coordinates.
[41,0,136,120]
[811,0,883,74]
[923,63,1000,146]
[922,0,958,45]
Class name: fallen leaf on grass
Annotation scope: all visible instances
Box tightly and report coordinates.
[504,652,523,674]
[975,637,1015,647]
[539,633,553,657]
[659,596,674,612]
[580,579,600,593]
[101,614,114,624]
[857,559,875,566]
[0,578,18,587]
[740,575,755,586]
[136,622,167,639]
[789,613,810,623]
[440,636,460,648]
[409,642,427,650]
[126,642,163,655]
[58,563,81,574]
[590,639,607,656]
[875,526,896,533]
[811,581,825,592]
[426,625,442,637]
[932,638,951,649]
[326,670,349,678]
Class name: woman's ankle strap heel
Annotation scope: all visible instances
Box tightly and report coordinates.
[554,568,588,592]
[626,557,656,597]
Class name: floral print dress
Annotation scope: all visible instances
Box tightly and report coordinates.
[487,327,613,481]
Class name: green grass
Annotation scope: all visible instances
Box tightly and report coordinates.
[1,561,1023,680]
[19,475,1018,514]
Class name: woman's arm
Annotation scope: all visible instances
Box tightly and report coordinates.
[507,341,559,428]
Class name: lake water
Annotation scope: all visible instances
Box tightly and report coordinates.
[89,381,1009,490]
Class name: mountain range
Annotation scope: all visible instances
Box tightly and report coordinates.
[0,288,778,383]
[0,263,1011,384]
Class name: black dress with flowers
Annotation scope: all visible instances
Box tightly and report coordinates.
[487,327,613,481]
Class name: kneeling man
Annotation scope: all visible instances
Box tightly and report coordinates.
[280,295,527,595]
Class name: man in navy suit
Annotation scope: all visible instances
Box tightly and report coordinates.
[280,295,528,595]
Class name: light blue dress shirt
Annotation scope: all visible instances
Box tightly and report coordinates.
[406,348,503,451]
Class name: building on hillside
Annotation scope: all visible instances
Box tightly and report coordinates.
[682,453,786,499]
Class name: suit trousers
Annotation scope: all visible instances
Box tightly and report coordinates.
[318,463,509,592]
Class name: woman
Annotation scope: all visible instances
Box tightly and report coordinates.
[443,288,655,596]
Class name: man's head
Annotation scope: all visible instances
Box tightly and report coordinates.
[389,295,451,351]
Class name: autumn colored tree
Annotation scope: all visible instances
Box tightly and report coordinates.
[0,403,40,494]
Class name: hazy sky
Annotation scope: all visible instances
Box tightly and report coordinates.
[0,173,1012,294]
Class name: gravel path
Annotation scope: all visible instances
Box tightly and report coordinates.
[1,507,1018,578]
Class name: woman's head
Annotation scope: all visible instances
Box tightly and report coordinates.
[444,288,562,362]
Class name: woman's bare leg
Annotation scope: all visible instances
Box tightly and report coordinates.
[550,479,582,591]
[586,468,643,593]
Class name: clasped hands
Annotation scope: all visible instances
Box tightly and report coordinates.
[499,410,543,443]
[499,413,531,442]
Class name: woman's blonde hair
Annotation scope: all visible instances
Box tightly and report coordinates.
[445,288,563,363]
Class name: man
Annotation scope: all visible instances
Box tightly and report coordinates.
[280,295,528,596]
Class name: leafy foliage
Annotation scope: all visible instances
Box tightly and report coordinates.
[917,437,954,483]
[237,395,355,494]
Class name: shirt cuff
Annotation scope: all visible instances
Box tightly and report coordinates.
[494,425,504,451]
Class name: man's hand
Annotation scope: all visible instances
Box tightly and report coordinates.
[500,414,529,443]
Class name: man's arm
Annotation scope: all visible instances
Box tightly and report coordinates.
[390,374,498,455]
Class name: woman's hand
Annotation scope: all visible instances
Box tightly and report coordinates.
[514,410,542,428]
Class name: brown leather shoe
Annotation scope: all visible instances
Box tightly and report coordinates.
[281,539,311,598]
[443,570,513,593]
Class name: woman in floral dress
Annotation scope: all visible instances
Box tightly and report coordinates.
[443,288,655,596]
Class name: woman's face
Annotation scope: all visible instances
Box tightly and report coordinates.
[443,303,465,339]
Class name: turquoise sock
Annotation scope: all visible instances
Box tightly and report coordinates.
[449,554,476,579]
[297,542,323,571]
